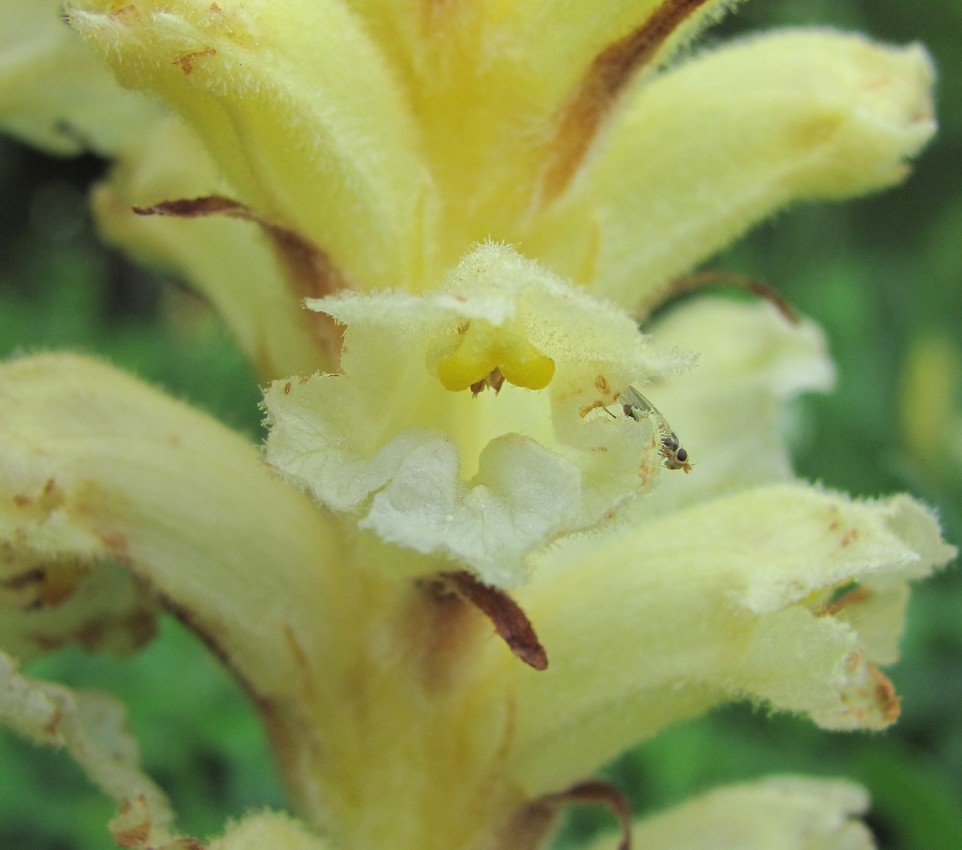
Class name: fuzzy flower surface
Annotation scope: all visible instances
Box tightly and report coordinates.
[0,2,954,850]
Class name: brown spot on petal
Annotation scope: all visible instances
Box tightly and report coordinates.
[595,375,609,393]
[542,0,711,202]
[579,399,607,418]
[283,381,292,395]
[872,666,901,724]
[14,477,66,517]
[42,707,64,739]
[844,650,863,676]
[442,571,548,670]
[840,528,861,547]
[111,798,206,850]
[111,798,151,850]
[840,654,902,726]
[416,577,483,691]
[173,47,216,75]
[110,5,138,19]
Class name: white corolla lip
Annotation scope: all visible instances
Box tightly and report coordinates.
[264,244,690,586]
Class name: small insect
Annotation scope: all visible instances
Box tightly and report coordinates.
[616,386,692,473]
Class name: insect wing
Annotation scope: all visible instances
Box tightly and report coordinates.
[619,385,657,417]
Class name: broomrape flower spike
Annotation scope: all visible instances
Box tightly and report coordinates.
[0,1,953,850]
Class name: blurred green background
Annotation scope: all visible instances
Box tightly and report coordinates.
[0,1,959,848]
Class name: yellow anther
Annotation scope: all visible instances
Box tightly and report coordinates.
[437,321,555,392]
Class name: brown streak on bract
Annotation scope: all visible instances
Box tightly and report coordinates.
[283,381,292,395]
[134,196,347,300]
[543,0,711,202]
[442,571,548,670]
[522,780,632,850]
[284,622,320,706]
[1,567,45,589]
[640,270,799,324]
[814,586,870,617]
[160,594,259,707]
[157,601,305,785]
[133,196,245,219]
[173,47,217,75]
[13,494,32,507]
[416,578,480,691]
[134,195,348,363]
[552,781,632,850]
[266,225,348,302]
[496,798,557,850]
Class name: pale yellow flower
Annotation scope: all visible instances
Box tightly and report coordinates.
[0,1,953,849]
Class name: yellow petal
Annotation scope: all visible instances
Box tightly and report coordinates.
[584,776,874,850]
[511,484,954,792]
[68,0,435,289]
[0,354,341,707]
[531,30,936,308]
